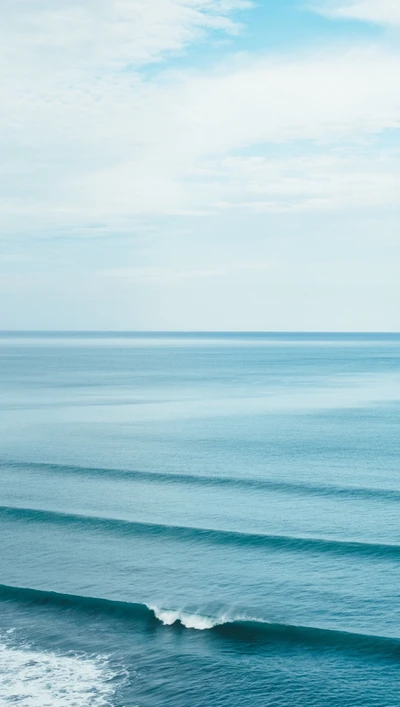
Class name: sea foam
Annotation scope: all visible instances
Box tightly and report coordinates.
[150,606,225,630]
[0,636,120,707]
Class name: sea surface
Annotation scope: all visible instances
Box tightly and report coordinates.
[1,331,400,706]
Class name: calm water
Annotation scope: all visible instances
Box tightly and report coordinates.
[1,332,400,706]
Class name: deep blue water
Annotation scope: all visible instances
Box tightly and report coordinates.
[1,332,400,706]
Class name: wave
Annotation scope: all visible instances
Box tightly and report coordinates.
[2,459,400,503]
[150,606,220,630]
[1,583,399,657]
[1,504,400,560]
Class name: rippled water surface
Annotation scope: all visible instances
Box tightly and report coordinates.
[1,332,400,706]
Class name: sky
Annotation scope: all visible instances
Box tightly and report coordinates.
[1,0,400,331]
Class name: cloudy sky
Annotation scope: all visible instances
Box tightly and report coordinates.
[1,0,400,330]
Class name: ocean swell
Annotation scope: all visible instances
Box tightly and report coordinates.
[1,504,400,560]
[1,583,400,657]
[3,459,400,502]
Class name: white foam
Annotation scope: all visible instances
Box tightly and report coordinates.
[150,606,226,631]
[0,638,119,707]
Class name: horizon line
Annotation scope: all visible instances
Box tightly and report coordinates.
[1,330,400,336]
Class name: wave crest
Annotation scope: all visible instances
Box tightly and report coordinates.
[149,606,225,630]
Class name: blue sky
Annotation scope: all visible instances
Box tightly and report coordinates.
[1,0,400,331]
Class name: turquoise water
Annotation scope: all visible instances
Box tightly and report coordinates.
[1,332,400,706]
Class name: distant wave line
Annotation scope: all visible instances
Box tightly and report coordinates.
[1,504,400,560]
[0,583,399,657]
[2,459,400,503]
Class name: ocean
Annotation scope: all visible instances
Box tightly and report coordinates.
[1,331,400,706]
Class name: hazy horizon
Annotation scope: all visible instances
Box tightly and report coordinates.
[2,329,400,335]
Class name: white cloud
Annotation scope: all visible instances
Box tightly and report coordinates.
[21,46,400,226]
[2,1,400,331]
[198,151,400,212]
[1,0,250,73]
[1,1,400,237]
[97,261,274,282]
[98,265,228,281]
[314,1,400,26]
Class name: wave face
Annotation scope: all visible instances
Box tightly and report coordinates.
[1,584,400,659]
[3,459,400,503]
[1,504,399,560]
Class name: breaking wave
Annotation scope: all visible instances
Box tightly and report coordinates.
[149,607,221,630]
[1,583,400,658]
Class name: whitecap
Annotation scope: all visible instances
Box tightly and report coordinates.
[149,606,226,631]
[0,637,120,707]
